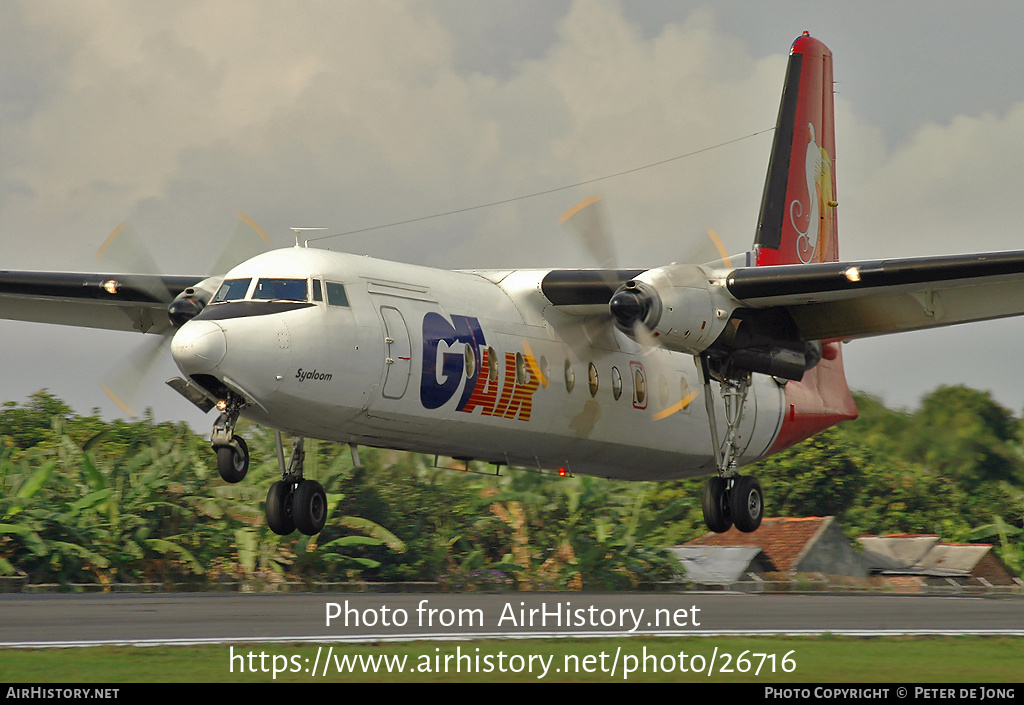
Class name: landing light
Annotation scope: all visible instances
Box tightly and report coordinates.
[216,399,228,412]
[102,280,119,295]
[844,267,861,283]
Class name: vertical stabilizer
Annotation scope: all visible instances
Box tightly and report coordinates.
[755,32,838,266]
[755,33,857,455]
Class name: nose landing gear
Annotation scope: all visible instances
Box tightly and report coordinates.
[215,435,249,483]
[212,402,249,483]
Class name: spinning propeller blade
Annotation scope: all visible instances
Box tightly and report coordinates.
[96,213,271,416]
[559,195,617,271]
[706,227,733,269]
[95,222,173,305]
[559,195,737,420]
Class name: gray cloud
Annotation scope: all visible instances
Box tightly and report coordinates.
[2,0,1024,420]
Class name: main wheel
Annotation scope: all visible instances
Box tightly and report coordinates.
[216,436,249,483]
[730,476,764,533]
[292,480,328,536]
[266,481,296,536]
[702,476,732,533]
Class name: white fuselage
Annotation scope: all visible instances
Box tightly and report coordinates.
[171,247,786,480]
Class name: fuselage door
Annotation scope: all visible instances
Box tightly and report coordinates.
[380,305,411,399]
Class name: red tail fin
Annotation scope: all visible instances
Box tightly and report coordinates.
[754,32,838,266]
[755,34,857,455]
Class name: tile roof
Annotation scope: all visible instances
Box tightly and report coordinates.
[684,517,831,573]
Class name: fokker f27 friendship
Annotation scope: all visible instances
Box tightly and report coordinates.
[4,33,1024,537]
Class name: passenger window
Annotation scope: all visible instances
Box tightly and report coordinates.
[634,368,646,406]
[515,352,527,385]
[326,282,350,307]
[211,278,251,302]
[253,278,308,301]
[488,347,499,382]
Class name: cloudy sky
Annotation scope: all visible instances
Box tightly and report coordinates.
[3,0,1024,428]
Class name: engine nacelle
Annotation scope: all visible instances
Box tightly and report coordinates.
[609,264,823,380]
[609,264,733,356]
[168,276,223,328]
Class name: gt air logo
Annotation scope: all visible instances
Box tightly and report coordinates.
[420,312,540,421]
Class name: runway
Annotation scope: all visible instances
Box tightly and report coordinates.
[3,592,1024,647]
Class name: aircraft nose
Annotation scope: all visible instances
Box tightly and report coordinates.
[171,320,227,375]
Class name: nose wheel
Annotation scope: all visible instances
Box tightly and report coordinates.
[216,435,249,483]
[212,402,249,483]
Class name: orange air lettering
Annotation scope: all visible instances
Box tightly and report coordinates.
[458,349,540,422]
[491,352,518,418]
[502,354,541,421]
[460,348,500,416]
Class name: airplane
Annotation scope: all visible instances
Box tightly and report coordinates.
[4,32,1024,538]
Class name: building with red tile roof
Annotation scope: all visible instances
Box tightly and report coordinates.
[684,516,869,578]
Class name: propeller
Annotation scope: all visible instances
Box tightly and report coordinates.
[95,222,174,306]
[559,195,734,420]
[96,212,271,416]
[705,227,733,269]
[558,195,617,270]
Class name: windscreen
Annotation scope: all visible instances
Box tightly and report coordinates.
[211,278,252,302]
[252,278,309,301]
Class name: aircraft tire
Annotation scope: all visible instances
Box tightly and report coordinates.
[216,435,249,483]
[292,480,328,536]
[702,476,732,533]
[730,476,764,533]
[266,481,296,536]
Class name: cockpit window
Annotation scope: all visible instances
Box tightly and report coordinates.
[211,278,251,302]
[252,278,309,301]
[326,282,350,307]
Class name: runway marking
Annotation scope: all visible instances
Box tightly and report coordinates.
[5,629,1024,649]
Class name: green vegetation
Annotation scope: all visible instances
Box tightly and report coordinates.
[756,386,1024,573]
[2,636,1021,682]
[1,385,1023,589]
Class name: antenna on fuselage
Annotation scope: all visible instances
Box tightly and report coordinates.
[289,227,327,247]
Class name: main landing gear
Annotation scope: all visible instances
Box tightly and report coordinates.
[210,401,327,536]
[264,434,328,536]
[698,355,764,534]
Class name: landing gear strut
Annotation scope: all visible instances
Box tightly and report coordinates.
[264,433,328,537]
[211,400,249,484]
[699,355,764,534]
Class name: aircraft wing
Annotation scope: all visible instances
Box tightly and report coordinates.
[726,250,1024,341]
[0,270,204,335]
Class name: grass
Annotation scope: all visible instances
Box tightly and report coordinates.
[2,636,1022,683]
